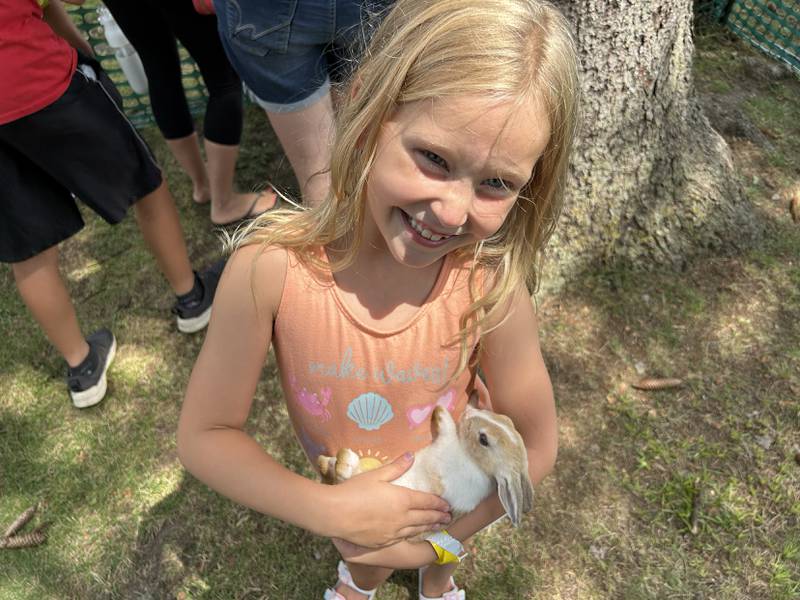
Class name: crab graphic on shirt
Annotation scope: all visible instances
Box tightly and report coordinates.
[290,377,332,422]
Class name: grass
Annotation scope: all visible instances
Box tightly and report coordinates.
[2,31,800,600]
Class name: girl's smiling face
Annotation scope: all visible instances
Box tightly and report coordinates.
[364,95,551,269]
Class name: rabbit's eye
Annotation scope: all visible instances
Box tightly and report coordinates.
[479,432,490,447]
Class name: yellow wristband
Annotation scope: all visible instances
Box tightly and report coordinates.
[430,544,462,565]
[425,530,467,565]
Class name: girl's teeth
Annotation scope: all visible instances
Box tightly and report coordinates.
[408,215,450,242]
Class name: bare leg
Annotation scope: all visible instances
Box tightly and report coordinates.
[265,92,334,208]
[11,245,89,367]
[421,537,474,597]
[204,139,276,224]
[133,180,195,296]
[421,562,460,598]
[165,132,210,204]
[336,563,393,600]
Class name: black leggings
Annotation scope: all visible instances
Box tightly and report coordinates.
[103,0,243,145]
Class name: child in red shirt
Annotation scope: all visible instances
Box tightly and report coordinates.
[0,0,221,407]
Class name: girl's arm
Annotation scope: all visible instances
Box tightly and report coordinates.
[337,284,557,567]
[43,0,94,57]
[177,245,451,549]
[444,282,557,533]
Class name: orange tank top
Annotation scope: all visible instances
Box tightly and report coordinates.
[272,248,479,471]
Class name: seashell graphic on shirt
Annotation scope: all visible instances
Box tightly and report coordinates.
[346,392,394,431]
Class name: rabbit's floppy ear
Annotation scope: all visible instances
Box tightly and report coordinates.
[497,469,534,527]
[521,471,534,514]
[467,389,480,408]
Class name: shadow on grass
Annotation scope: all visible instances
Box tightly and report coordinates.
[524,204,800,596]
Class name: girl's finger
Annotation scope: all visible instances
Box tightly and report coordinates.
[402,488,451,513]
[397,523,446,540]
[402,508,451,530]
[368,452,415,482]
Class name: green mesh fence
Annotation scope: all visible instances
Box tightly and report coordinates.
[696,0,799,75]
[67,2,209,129]
[725,0,799,73]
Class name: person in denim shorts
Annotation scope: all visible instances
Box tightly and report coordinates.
[213,0,392,206]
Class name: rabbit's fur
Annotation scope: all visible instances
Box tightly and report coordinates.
[318,398,534,526]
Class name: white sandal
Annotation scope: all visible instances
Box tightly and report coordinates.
[418,566,466,600]
[323,560,378,600]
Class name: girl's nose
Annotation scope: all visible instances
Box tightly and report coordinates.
[432,183,472,230]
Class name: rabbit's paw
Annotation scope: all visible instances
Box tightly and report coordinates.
[334,448,361,482]
[318,454,337,484]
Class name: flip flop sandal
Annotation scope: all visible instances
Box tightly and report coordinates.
[212,187,277,227]
[323,560,378,600]
[418,566,466,600]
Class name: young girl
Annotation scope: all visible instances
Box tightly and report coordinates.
[177,0,579,598]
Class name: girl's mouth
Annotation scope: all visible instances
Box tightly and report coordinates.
[400,211,458,247]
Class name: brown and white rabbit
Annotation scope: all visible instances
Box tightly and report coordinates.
[318,394,534,527]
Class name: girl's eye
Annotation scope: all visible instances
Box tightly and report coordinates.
[483,178,514,192]
[420,150,448,171]
[479,432,490,447]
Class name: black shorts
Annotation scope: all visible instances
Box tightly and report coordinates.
[0,54,163,263]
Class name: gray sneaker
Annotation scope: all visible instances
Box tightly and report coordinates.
[172,258,226,333]
[66,328,117,408]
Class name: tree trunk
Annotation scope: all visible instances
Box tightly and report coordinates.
[545,0,761,288]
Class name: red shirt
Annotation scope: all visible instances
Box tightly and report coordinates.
[0,0,77,125]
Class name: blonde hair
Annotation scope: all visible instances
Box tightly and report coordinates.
[236,0,580,380]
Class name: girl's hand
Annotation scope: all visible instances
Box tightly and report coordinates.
[326,453,451,548]
[332,537,438,570]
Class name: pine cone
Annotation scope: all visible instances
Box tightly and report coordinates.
[632,377,683,390]
[0,529,47,549]
[3,504,37,539]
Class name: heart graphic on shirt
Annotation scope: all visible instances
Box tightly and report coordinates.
[406,390,456,429]
[407,405,434,427]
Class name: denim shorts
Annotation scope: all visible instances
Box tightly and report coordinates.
[213,0,392,112]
